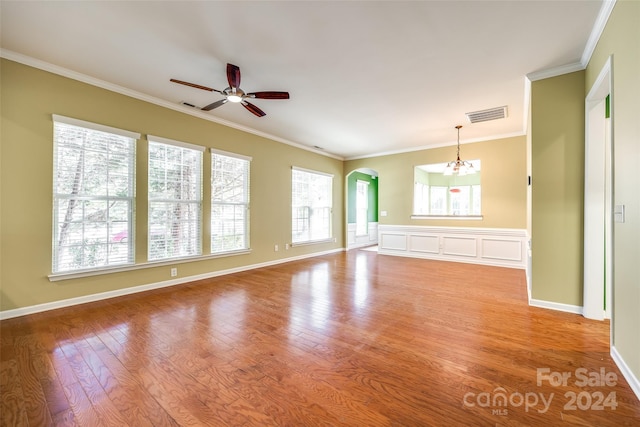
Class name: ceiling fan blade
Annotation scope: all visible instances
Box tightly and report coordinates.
[241,101,266,117]
[226,63,241,89]
[170,79,222,94]
[247,91,290,100]
[202,99,228,111]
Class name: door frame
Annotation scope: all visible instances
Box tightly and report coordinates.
[583,56,613,321]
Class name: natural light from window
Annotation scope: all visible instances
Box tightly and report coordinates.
[52,116,138,273]
[148,138,203,261]
[292,167,333,244]
[413,160,481,217]
[211,149,251,253]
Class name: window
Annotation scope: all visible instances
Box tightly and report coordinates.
[412,160,482,217]
[472,185,481,215]
[430,186,448,215]
[148,136,203,261]
[211,149,251,253]
[52,115,138,273]
[413,181,429,215]
[449,186,471,215]
[292,167,333,244]
[355,180,369,236]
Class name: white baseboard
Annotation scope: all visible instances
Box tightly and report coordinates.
[529,298,584,315]
[346,241,377,251]
[611,346,640,402]
[0,248,344,321]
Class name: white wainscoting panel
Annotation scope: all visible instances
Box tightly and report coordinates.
[378,225,528,269]
[369,222,378,242]
[408,234,439,254]
[347,222,378,250]
[442,236,477,257]
[380,232,407,251]
[482,238,523,261]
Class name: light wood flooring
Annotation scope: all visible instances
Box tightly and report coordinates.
[1,249,639,426]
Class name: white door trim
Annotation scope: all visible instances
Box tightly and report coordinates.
[583,56,613,321]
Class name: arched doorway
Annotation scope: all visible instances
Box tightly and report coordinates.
[345,168,379,250]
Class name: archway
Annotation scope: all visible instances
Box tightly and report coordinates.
[345,168,379,250]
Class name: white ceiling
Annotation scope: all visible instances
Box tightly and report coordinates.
[1,1,605,159]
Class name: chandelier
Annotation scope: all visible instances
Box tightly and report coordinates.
[444,125,476,176]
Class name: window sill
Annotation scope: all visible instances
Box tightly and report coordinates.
[291,238,335,247]
[48,249,252,282]
[411,215,484,220]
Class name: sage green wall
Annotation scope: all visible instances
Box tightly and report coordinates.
[415,168,430,185]
[586,0,640,386]
[345,136,526,229]
[530,71,585,306]
[422,171,480,187]
[346,171,378,223]
[0,59,343,312]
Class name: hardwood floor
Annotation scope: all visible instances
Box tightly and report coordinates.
[1,250,639,426]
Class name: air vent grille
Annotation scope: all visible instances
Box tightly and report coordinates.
[466,106,508,123]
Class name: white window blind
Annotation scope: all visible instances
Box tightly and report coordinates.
[148,137,203,261]
[52,116,138,273]
[211,149,251,253]
[292,167,333,243]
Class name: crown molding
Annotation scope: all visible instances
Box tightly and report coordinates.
[581,0,617,67]
[526,0,616,82]
[526,61,585,82]
[345,131,526,161]
[0,49,344,161]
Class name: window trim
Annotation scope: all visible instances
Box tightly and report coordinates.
[51,115,139,274]
[147,136,204,261]
[148,135,206,153]
[410,214,484,220]
[292,165,334,178]
[49,121,258,281]
[53,115,141,140]
[210,147,252,162]
[210,148,251,255]
[412,160,483,219]
[291,166,334,245]
[47,249,252,282]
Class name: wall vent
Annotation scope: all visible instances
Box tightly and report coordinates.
[466,106,508,123]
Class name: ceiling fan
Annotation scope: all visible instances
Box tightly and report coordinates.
[170,63,290,117]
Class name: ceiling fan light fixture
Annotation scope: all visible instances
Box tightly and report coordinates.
[170,63,289,117]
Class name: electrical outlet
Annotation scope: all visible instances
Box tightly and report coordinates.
[274,244,279,252]
[285,243,290,250]
[170,268,177,277]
